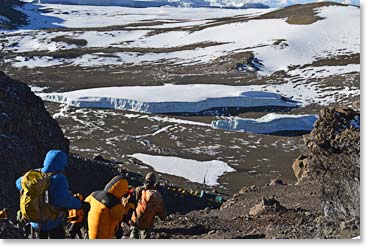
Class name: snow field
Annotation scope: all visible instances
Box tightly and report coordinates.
[3,4,359,76]
[129,153,236,186]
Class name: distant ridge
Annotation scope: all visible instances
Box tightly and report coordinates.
[29,0,270,9]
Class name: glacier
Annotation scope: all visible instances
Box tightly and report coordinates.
[37,84,300,114]
[212,113,318,134]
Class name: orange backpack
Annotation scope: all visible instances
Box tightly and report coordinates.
[133,189,162,229]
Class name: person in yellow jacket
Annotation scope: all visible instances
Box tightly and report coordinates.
[84,175,134,239]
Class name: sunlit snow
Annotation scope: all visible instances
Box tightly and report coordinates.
[129,153,236,186]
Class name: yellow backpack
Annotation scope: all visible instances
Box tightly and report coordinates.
[20,169,62,223]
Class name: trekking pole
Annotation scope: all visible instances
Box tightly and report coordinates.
[30,225,34,239]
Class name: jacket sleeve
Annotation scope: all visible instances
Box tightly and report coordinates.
[50,174,81,209]
[16,176,23,191]
[157,195,166,221]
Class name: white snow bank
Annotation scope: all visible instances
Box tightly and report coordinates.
[7,4,359,76]
[37,84,300,114]
[212,113,318,134]
[24,0,360,8]
[123,5,359,75]
[25,0,271,9]
[129,153,235,186]
[28,85,48,92]
[287,64,360,79]
[17,3,265,29]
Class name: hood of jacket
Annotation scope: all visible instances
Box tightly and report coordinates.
[41,150,68,173]
[104,176,128,199]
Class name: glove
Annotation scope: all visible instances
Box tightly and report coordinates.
[121,196,130,207]
[73,193,84,201]
[67,208,85,223]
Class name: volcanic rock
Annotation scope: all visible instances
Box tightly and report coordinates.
[0,72,69,215]
[249,197,287,216]
[292,154,310,181]
[306,107,360,220]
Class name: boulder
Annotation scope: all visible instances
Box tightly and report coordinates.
[305,107,360,220]
[268,178,285,186]
[292,154,309,181]
[249,197,287,216]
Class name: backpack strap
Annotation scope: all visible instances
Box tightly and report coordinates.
[92,191,120,209]
[33,168,56,178]
[135,186,146,203]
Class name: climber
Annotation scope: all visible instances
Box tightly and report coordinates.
[15,150,82,239]
[66,193,88,239]
[130,172,166,239]
[84,175,134,239]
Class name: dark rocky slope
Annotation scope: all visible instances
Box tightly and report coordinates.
[150,106,360,239]
[307,107,360,220]
[0,0,28,30]
[0,72,220,238]
[0,71,69,217]
[0,72,360,239]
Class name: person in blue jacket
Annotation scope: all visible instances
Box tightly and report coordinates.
[16,150,81,239]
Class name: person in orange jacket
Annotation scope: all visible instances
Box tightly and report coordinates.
[130,172,165,239]
[84,175,134,239]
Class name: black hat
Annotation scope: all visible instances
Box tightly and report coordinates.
[145,172,156,184]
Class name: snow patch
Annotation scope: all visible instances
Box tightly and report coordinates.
[147,115,211,127]
[212,113,318,134]
[129,153,235,186]
[28,85,48,92]
[17,3,264,29]
[7,4,359,76]
[25,0,270,9]
[287,64,360,79]
[5,56,65,68]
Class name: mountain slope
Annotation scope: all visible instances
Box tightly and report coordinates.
[0,71,69,216]
[0,0,28,29]
[28,0,270,8]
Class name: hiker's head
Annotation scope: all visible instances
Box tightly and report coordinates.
[104,175,129,199]
[144,172,157,187]
[41,150,68,173]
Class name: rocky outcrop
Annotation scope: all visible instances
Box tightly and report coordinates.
[0,0,27,30]
[292,154,310,181]
[304,107,360,220]
[249,197,287,217]
[0,72,69,215]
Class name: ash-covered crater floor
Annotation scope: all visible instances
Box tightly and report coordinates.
[0,1,360,195]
